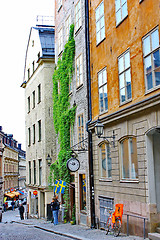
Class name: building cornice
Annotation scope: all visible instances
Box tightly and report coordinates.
[89,93,160,129]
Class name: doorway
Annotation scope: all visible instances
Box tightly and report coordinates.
[146,127,160,212]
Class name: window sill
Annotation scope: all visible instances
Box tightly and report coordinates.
[96,37,106,47]
[116,15,128,28]
[99,109,108,116]
[75,26,82,37]
[99,178,112,182]
[120,179,139,183]
[76,84,83,92]
[57,5,62,12]
[80,210,87,215]
[119,98,132,107]
[145,84,160,96]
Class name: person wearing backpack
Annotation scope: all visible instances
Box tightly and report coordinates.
[50,196,60,225]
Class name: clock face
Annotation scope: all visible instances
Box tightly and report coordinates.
[67,157,80,172]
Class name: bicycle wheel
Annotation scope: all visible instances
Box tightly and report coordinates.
[113,218,121,237]
[106,219,111,235]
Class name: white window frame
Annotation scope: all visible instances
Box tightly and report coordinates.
[95,1,105,44]
[120,137,138,180]
[76,54,83,88]
[118,50,132,104]
[75,0,82,32]
[142,27,160,92]
[58,28,63,54]
[115,0,128,26]
[98,67,108,113]
[65,15,71,42]
[99,142,112,179]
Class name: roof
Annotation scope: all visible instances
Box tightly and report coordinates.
[33,26,55,57]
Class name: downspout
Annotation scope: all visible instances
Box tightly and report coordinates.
[85,0,95,229]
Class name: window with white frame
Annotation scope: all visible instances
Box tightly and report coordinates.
[98,68,108,113]
[115,0,128,26]
[77,114,84,148]
[76,54,83,87]
[143,28,160,91]
[120,137,138,180]
[96,1,105,44]
[58,0,62,10]
[58,28,63,54]
[118,50,132,104]
[99,142,112,179]
[65,15,71,41]
[75,0,82,32]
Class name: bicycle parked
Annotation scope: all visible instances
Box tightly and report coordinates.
[106,204,123,237]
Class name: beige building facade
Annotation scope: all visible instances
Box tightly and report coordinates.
[21,20,56,218]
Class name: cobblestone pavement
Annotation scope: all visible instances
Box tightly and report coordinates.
[1,209,149,240]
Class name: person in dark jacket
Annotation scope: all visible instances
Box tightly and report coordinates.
[19,203,24,220]
[11,200,15,211]
[50,196,60,225]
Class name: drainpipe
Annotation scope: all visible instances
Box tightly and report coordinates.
[85,0,95,229]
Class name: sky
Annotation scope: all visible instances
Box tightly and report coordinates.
[0,0,55,150]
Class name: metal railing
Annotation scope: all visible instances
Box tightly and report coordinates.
[124,213,148,239]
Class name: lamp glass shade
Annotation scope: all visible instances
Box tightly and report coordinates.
[95,120,104,138]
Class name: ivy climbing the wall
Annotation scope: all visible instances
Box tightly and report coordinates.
[49,24,76,219]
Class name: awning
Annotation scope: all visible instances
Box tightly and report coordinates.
[4,192,15,198]
[12,191,20,197]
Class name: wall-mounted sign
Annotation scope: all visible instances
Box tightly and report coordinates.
[33,190,38,196]
[66,157,80,172]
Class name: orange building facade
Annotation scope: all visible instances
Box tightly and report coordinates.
[88,0,160,236]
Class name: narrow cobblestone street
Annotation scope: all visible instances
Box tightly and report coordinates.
[0,208,149,240]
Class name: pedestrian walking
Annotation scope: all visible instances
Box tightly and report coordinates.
[50,196,60,225]
[19,203,24,220]
[3,203,6,212]
[11,200,15,211]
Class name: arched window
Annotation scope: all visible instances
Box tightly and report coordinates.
[99,142,112,179]
[120,137,138,180]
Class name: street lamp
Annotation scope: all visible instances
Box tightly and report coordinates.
[94,118,115,147]
[46,154,52,166]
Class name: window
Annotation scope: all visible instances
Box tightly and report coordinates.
[76,54,83,87]
[29,161,31,184]
[38,120,41,142]
[58,28,63,54]
[33,160,36,185]
[120,137,138,180]
[143,28,160,91]
[99,142,112,178]
[96,1,105,44]
[77,114,84,148]
[38,84,41,103]
[75,0,82,32]
[98,68,108,113]
[70,125,74,147]
[28,128,31,146]
[28,96,30,113]
[33,124,35,144]
[115,0,128,25]
[118,50,132,104]
[39,159,42,185]
[58,0,62,10]
[79,174,86,211]
[65,15,71,41]
[32,91,35,109]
